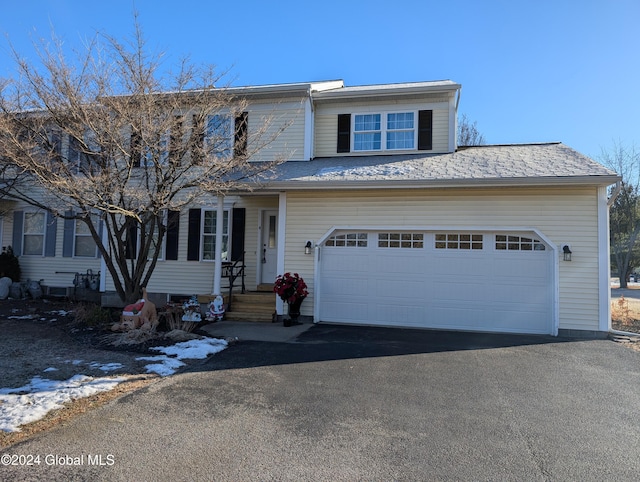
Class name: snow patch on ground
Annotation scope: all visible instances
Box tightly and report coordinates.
[0,375,123,432]
[137,337,228,376]
[0,337,227,432]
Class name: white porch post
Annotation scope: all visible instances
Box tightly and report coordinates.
[212,195,224,295]
[276,192,287,316]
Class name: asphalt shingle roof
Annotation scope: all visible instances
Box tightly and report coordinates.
[265,143,619,188]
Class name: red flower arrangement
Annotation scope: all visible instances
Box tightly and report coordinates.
[274,272,309,302]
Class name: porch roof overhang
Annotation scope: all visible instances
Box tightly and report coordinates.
[242,142,621,193]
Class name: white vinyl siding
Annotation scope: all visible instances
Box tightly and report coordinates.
[283,187,602,332]
[246,100,307,162]
[7,201,102,289]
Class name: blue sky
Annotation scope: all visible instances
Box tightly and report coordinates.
[0,0,638,160]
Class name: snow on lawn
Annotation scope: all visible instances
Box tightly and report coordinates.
[0,337,227,432]
[137,337,228,376]
[0,375,123,432]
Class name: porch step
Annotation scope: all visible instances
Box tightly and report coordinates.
[256,283,274,292]
[226,291,276,323]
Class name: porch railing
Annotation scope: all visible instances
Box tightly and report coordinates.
[221,253,245,311]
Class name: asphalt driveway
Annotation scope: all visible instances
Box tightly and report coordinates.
[2,325,640,481]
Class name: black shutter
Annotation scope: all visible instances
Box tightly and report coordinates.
[231,208,245,262]
[12,211,23,256]
[337,114,351,153]
[187,208,201,261]
[165,210,180,260]
[130,126,141,167]
[125,220,138,259]
[418,110,433,151]
[234,112,248,158]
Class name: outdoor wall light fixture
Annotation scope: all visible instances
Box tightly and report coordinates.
[562,244,572,261]
[305,241,313,255]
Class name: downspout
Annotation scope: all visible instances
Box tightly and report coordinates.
[607,180,622,207]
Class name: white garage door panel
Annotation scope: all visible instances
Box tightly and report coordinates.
[319,231,553,334]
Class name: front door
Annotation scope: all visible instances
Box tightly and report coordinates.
[260,210,278,285]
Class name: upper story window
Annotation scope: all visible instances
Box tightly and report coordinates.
[353,112,414,152]
[354,114,382,151]
[206,114,233,157]
[191,112,248,163]
[386,113,415,149]
[338,110,432,154]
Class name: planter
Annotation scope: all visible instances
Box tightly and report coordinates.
[284,297,305,327]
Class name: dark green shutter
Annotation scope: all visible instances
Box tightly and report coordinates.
[337,114,351,153]
[418,110,433,151]
[187,209,201,261]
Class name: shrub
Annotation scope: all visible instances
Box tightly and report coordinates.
[73,303,114,327]
[0,246,21,282]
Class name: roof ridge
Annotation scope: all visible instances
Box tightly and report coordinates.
[457,142,562,150]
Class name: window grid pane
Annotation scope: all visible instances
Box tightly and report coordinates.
[378,233,423,248]
[23,213,45,256]
[495,234,546,251]
[202,210,229,260]
[386,112,415,150]
[325,233,368,247]
[74,219,97,257]
[435,233,484,250]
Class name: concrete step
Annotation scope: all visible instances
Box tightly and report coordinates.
[226,291,275,322]
[232,292,275,304]
[224,311,275,323]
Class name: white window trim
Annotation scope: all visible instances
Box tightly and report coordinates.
[22,211,46,256]
[73,218,99,258]
[352,110,417,152]
[200,208,231,262]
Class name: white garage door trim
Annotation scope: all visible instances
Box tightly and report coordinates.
[313,226,559,336]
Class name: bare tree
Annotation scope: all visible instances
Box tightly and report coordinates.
[457,113,486,146]
[600,141,640,288]
[0,21,288,303]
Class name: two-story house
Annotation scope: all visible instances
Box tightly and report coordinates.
[3,79,620,336]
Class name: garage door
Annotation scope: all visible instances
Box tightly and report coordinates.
[318,230,554,334]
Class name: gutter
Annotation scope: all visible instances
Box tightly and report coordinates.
[254,175,623,192]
